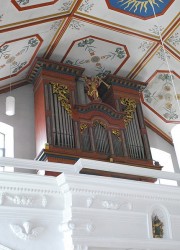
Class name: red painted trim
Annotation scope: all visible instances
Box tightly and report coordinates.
[74,15,159,42]
[162,17,180,41]
[164,44,180,61]
[0,15,68,34]
[146,70,179,82]
[105,0,175,20]
[11,0,58,11]
[0,34,43,81]
[45,0,84,58]
[129,43,159,79]
[61,35,130,74]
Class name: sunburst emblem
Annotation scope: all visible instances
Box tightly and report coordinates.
[117,0,164,13]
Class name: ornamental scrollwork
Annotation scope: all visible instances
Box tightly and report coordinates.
[93,120,106,128]
[121,98,136,126]
[50,82,72,116]
[112,129,121,140]
[80,123,88,134]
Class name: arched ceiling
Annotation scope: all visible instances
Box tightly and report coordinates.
[0,0,179,140]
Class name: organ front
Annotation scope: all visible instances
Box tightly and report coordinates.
[31,58,162,181]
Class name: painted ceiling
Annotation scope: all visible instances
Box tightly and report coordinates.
[0,0,179,140]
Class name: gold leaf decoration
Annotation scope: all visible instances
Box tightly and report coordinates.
[121,98,136,126]
[93,120,106,128]
[50,82,72,116]
[112,129,121,140]
[80,123,88,133]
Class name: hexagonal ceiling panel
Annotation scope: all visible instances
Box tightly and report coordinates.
[0,35,42,80]
[142,70,180,122]
[105,0,174,19]
[62,35,129,77]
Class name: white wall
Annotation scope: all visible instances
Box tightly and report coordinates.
[147,127,179,173]
[0,84,36,160]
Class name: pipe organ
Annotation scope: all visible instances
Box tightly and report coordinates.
[31,58,161,180]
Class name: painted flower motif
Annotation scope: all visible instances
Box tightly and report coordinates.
[12,61,27,73]
[78,38,95,47]
[143,89,152,103]
[4,54,10,59]
[50,20,62,31]
[158,73,173,82]
[165,102,172,109]
[6,56,15,64]
[96,64,111,77]
[69,20,85,30]
[78,38,96,54]
[59,0,73,12]
[149,25,164,35]
[163,112,178,120]
[79,0,94,13]
[0,44,9,54]
[163,113,170,119]
[167,32,180,47]
[163,85,171,91]
[28,38,39,47]
[0,64,5,69]
[158,94,163,100]
[115,47,126,59]
[16,0,29,5]
[138,41,153,52]
[65,59,90,66]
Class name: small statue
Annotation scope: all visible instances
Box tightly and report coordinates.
[152,215,164,238]
[83,76,110,101]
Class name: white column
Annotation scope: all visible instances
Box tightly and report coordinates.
[171,124,180,168]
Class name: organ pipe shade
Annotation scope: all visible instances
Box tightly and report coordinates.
[6,96,15,116]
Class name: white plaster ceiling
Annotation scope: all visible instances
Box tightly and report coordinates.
[0,0,179,138]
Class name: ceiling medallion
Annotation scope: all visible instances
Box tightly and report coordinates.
[105,0,174,19]
[91,56,100,63]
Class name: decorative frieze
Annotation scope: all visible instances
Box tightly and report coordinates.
[59,220,95,233]
[0,193,47,208]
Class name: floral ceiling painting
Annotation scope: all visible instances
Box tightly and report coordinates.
[63,36,129,77]
[142,71,180,122]
[0,35,42,80]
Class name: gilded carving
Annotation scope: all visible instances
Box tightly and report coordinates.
[121,98,136,126]
[83,76,110,101]
[93,120,106,128]
[80,123,88,133]
[50,82,72,116]
[112,129,121,140]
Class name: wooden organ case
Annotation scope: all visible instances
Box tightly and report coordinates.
[32,59,161,181]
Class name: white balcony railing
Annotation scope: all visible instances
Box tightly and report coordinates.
[0,157,180,186]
